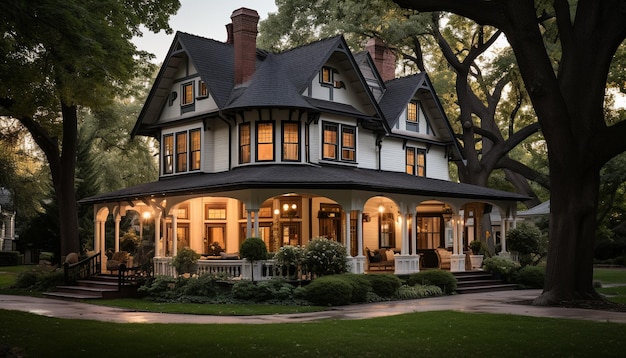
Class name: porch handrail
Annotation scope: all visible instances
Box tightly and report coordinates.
[64,251,101,285]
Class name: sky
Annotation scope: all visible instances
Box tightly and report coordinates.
[132,0,278,63]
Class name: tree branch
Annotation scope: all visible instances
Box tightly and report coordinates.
[496,157,551,189]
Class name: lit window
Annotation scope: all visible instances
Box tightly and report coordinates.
[176,132,187,173]
[341,126,356,162]
[320,66,333,85]
[198,81,207,97]
[322,123,338,160]
[190,129,201,171]
[256,122,274,161]
[282,122,299,161]
[239,123,251,164]
[163,134,174,174]
[205,205,227,220]
[406,147,426,177]
[181,83,194,106]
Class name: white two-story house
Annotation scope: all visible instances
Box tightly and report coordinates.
[82,8,526,275]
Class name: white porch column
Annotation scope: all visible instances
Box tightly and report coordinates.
[94,220,101,253]
[344,211,351,256]
[114,214,121,252]
[450,214,465,272]
[349,210,366,273]
[410,211,417,256]
[395,206,419,275]
[357,210,364,257]
[154,211,162,257]
[246,210,253,238]
[172,215,178,256]
[254,210,260,237]
[500,216,508,253]
[400,211,408,255]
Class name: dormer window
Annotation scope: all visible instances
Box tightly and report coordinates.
[320,66,333,85]
[407,101,419,132]
[198,81,208,98]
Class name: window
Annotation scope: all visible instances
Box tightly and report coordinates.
[239,123,251,164]
[198,81,207,98]
[163,129,201,175]
[282,122,300,161]
[205,204,227,220]
[205,224,226,252]
[341,126,356,161]
[323,122,356,163]
[175,132,187,173]
[320,66,333,85]
[280,197,301,218]
[181,82,194,105]
[256,122,274,161]
[241,202,273,219]
[417,216,443,249]
[322,123,338,160]
[190,129,201,171]
[406,147,426,177]
[163,134,174,174]
[379,212,395,248]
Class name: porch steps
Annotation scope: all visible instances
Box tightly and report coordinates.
[43,275,139,300]
[453,271,518,294]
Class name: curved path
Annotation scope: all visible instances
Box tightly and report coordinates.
[2,290,626,324]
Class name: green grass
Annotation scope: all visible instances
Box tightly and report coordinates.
[0,265,32,288]
[593,267,626,284]
[0,309,625,357]
[95,298,326,315]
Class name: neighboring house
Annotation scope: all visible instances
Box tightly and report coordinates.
[0,187,16,252]
[81,8,526,276]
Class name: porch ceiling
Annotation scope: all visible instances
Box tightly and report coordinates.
[79,164,528,205]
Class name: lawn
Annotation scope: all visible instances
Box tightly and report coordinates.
[0,308,625,357]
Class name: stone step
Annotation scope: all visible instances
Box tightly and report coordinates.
[456,279,504,288]
[455,283,519,294]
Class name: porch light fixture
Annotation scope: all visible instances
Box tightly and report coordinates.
[378,204,385,213]
[142,211,151,221]
[442,205,453,222]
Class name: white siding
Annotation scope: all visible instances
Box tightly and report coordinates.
[212,120,230,172]
[357,130,377,170]
[379,137,406,172]
[426,145,450,180]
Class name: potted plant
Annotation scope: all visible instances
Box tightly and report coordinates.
[468,240,485,270]
[239,237,268,282]
[172,247,200,276]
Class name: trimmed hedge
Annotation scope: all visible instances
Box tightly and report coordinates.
[407,270,457,294]
[303,275,353,306]
[335,273,372,303]
[0,251,23,266]
[514,265,545,288]
[364,274,402,298]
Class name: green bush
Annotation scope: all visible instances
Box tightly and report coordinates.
[0,251,22,266]
[304,237,348,277]
[179,274,220,297]
[514,265,545,288]
[120,229,140,255]
[407,269,457,294]
[138,276,177,298]
[336,274,372,303]
[172,247,200,275]
[231,280,257,300]
[39,252,54,262]
[14,270,38,288]
[304,275,353,306]
[240,237,268,261]
[14,267,63,291]
[396,284,443,299]
[482,256,520,282]
[364,274,402,298]
[507,223,547,267]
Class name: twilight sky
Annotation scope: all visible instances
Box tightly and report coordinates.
[132,0,278,63]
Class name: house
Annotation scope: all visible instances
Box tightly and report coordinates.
[81,8,526,277]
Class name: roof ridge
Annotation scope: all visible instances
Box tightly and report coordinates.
[274,35,343,55]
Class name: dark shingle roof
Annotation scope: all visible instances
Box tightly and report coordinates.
[80,164,527,205]
[378,74,426,128]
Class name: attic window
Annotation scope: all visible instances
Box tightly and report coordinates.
[181,82,195,114]
[198,81,208,98]
[320,66,334,85]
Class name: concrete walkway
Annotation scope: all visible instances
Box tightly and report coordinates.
[2,290,626,324]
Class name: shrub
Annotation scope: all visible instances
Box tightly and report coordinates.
[396,284,443,299]
[172,247,200,275]
[507,223,547,266]
[179,274,220,297]
[39,252,54,262]
[0,251,22,266]
[303,275,353,306]
[514,265,545,288]
[482,256,520,282]
[120,229,140,255]
[206,242,224,256]
[14,266,63,291]
[14,271,38,288]
[138,276,177,297]
[364,274,402,298]
[231,280,258,300]
[274,245,305,267]
[407,270,457,294]
[336,274,372,303]
[240,237,268,282]
[469,240,486,255]
[304,237,348,277]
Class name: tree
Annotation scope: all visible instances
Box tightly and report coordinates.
[394,0,626,305]
[259,1,549,253]
[0,0,180,256]
[239,237,268,282]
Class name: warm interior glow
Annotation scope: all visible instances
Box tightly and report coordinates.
[274,208,280,215]
[283,203,289,211]
[378,205,384,213]
[142,211,151,220]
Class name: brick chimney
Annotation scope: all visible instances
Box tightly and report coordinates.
[231,8,260,85]
[366,38,396,83]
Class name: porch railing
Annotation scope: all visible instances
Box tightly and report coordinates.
[153,257,293,281]
[64,251,101,285]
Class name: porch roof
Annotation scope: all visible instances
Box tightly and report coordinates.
[80,164,528,205]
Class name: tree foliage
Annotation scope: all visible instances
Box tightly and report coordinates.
[393,0,626,305]
[0,0,179,255]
